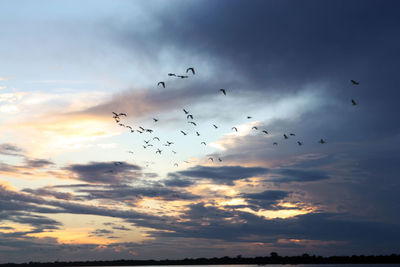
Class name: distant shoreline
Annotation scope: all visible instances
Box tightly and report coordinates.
[1,253,400,266]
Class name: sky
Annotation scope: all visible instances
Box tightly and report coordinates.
[0,0,400,263]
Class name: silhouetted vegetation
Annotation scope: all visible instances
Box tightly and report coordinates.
[1,253,400,266]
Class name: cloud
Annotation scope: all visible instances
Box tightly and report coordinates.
[66,161,142,184]
[241,190,291,211]
[172,165,270,185]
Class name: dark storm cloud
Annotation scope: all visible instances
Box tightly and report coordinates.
[74,184,200,202]
[271,168,331,183]
[163,177,195,187]
[173,165,270,185]
[66,161,142,184]
[148,202,400,252]
[22,187,77,201]
[240,190,290,211]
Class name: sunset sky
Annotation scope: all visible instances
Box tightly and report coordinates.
[1,0,400,263]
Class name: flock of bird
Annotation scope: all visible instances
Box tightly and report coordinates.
[111,67,359,168]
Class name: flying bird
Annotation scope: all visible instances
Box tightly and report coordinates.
[350,80,360,85]
[297,141,303,146]
[183,109,189,114]
[213,124,218,129]
[177,75,188,78]
[126,126,132,130]
[119,123,125,127]
[289,133,296,136]
[130,129,135,133]
[113,162,123,166]
[153,118,158,122]
[188,121,197,126]
[153,137,160,141]
[174,163,178,167]
[180,131,187,135]
[262,130,268,134]
[252,126,258,130]
[119,113,127,117]
[139,126,145,131]
[146,129,153,133]
[166,141,174,145]
[219,89,226,95]
[196,132,200,136]
[156,149,162,154]
[247,116,252,119]
[186,67,195,75]
[208,157,214,162]
[172,150,177,154]
[187,114,194,120]
[273,142,278,146]
[232,127,238,132]
[144,140,150,144]
[283,134,288,139]
[218,158,222,162]
[319,139,326,144]
[158,81,165,88]
[168,73,176,76]
[351,99,357,106]
[137,130,143,134]
[201,142,206,145]
[128,151,134,154]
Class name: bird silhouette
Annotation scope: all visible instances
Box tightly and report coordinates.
[319,139,326,144]
[119,113,127,117]
[218,158,222,162]
[187,114,194,120]
[247,116,252,119]
[232,127,238,132]
[113,162,123,166]
[208,157,214,162]
[119,123,125,127]
[174,163,178,167]
[166,141,174,145]
[188,121,197,126]
[172,150,177,154]
[153,118,158,122]
[180,131,187,135]
[219,89,226,95]
[128,151,134,154]
[351,80,360,85]
[351,99,357,106]
[201,142,206,145]
[289,133,295,136]
[183,109,189,114]
[297,141,303,146]
[158,82,165,88]
[156,149,162,154]
[146,129,153,133]
[213,124,218,129]
[196,131,200,136]
[186,67,195,75]
[262,130,268,134]
[137,130,143,134]
[153,137,160,141]
[144,140,150,144]
[126,126,132,130]
[284,134,288,139]
[139,126,145,131]
[252,126,258,130]
[273,142,278,146]
[168,73,176,76]
[130,129,135,133]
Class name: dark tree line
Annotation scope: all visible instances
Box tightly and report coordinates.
[2,253,400,267]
